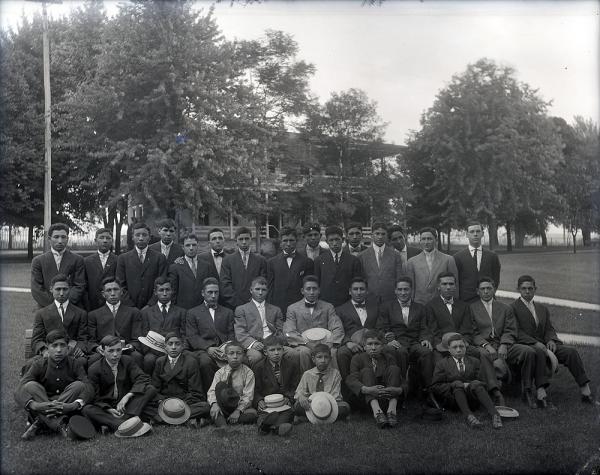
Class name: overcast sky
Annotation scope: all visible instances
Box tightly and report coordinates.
[2,1,598,145]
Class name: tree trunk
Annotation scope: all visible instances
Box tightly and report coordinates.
[8,224,13,250]
[115,202,126,255]
[446,227,451,252]
[582,226,591,247]
[27,225,34,260]
[487,217,498,250]
[540,229,548,247]
[506,222,513,252]
[514,222,525,249]
[572,230,577,254]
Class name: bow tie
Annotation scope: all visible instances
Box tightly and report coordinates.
[401,304,411,308]
[213,251,224,258]
[305,302,316,308]
[206,303,217,309]
[284,252,295,258]
[354,303,366,309]
[443,298,453,305]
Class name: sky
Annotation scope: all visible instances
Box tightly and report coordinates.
[1,1,598,145]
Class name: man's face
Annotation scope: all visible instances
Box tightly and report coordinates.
[312,351,331,372]
[202,284,219,306]
[346,227,362,247]
[237,233,251,253]
[48,339,68,363]
[264,344,283,364]
[349,282,367,303]
[395,281,412,304]
[364,337,383,358]
[519,281,536,302]
[372,227,387,248]
[104,342,123,366]
[155,282,173,305]
[420,232,436,252]
[467,225,483,248]
[326,233,343,254]
[478,281,496,302]
[102,282,122,305]
[51,280,70,304]
[158,226,176,245]
[250,282,268,303]
[165,337,183,359]
[133,228,150,249]
[95,232,113,253]
[49,230,68,252]
[389,231,405,252]
[208,231,224,252]
[281,234,297,254]
[305,230,321,248]
[183,238,198,258]
[438,277,456,299]
[448,339,466,359]
[301,281,320,303]
[226,345,244,369]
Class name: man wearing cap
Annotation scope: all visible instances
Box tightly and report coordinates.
[299,223,325,261]
[512,275,595,405]
[344,223,368,257]
[83,228,117,311]
[148,218,185,266]
[388,224,421,268]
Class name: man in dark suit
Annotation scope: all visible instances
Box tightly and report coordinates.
[31,223,85,308]
[344,222,369,256]
[116,222,167,309]
[234,276,285,365]
[168,234,210,309]
[198,227,226,281]
[358,222,403,304]
[453,222,501,303]
[83,228,117,311]
[512,275,594,405]
[298,223,325,261]
[185,277,235,389]
[221,226,267,310]
[267,226,314,314]
[314,225,362,308]
[87,277,144,368]
[148,218,185,266]
[388,224,422,268]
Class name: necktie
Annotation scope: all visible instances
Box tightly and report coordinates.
[111,366,118,399]
[111,305,117,317]
[377,249,383,269]
[371,357,377,374]
[170,358,176,369]
[243,252,248,269]
[334,254,339,265]
[486,302,495,337]
[59,304,65,321]
[190,259,197,277]
[139,251,145,264]
[161,304,168,320]
[316,373,325,392]
[274,363,281,384]
[258,304,266,324]
[458,359,465,374]
[472,248,478,269]
[528,302,539,327]
[54,252,62,271]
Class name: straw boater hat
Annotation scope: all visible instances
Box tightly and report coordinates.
[158,398,191,425]
[263,394,291,413]
[306,392,338,425]
[495,406,519,418]
[66,415,96,440]
[301,328,332,347]
[114,416,152,438]
[138,331,166,354]
[436,332,464,352]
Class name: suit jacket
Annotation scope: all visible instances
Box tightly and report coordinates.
[149,241,185,266]
[31,302,87,355]
[453,248,501,302]
[470,300,516,347]
[198,251,222,281]
[346,351,401,396]
[431,354,484,397]
[511,299,561,346]
[425,296,474,347]
[266,252,314,314]
[335,299,379,344]
[140,302,186,340]
[313,250,362,308]
[221,251,267,309]
[185,304,235,351]
[87,355,150,408]
[167,259,211,310]
[407,246,422,259]
[234,301,284,349]
[253,355,301,405]
[284,299,344,346]
[116,247,167,308]
[83,252,117,311]
[378,300,431,347]
[31,250,86,307]
[405,249,459,305]
[151,352,205,403]
[87,304,143,352]
[358,245,403,303]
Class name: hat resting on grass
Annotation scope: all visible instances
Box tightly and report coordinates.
[305,392,338,425]
[115,416,152,438]
[495,406,519,418]
[263,394,291,413]
[158,398,191,425]
[138,331,166,354]
[66,415,96,440]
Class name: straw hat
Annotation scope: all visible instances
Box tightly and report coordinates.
[138,331,166,354]
[263,394,291,413]
[114,416,152,438]
[158,398,191,425]
[305,392,338,425]
[302,328,332,346]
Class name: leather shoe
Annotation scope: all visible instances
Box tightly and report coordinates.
[492,390,505,407]
[492,414,503,429]
[537,397,557,410]
[524,389,538,409]
[466,414,482,429]
[21,419,40,441]
[375,411,389,429]
[581,394,598,405]
[387,412,398,428]
[426,391,442,410]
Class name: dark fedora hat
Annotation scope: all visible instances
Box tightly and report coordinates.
[215,382,240,413]
[66,415,96,440]
[420,406,443,422]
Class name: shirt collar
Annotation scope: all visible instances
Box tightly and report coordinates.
[161,241,172,249]
[159,302,171,312]
[452,356,463,364]
[136,246,147,254]
[169,354,180,364]
[54,300,69,311]
[398,299,411,308]
[372,243,385,252]
[106,301,121,312]
[330,249,340,259]
[442,295,454,305]
[252,299,265,308]
[51,248,65,257]
[468,245,481,252]
[520,297,534,306]
[351,300,365,306]
[424,248,435,255]
[185,255,197,263]
[98,249,110,257]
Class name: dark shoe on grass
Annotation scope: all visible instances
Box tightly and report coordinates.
[387,412,398,428]
[537,397,557,410]
[21,419,40,441]
[524,389,538,409]
[581,394,599,405]
[375,411,388,429]
[492,414,503,429]
[466,414,482,429]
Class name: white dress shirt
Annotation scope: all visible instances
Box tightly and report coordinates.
[54,300,69,321]
[468,245,482,271]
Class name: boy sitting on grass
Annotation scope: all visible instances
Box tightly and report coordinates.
[294,343,350,422]
[346,330,404,429]
[207,341,258,427]
[16,329,92,440]
[431,332,502,429]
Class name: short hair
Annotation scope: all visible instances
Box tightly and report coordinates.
[183,234,198,243]
[363,329,384,344]
[154,276,171,290]
[133,222,151,233]
[437,272,456,283]
[207,228,224,240]
[50,273,70,287]
[396,276,413,287]
[517,275,536,287]
[447,333,465,346]
[302,275,319,287]
[466,221,483,231]
[164,331,182,343]
[478,276,496,287]
[48,223,69,237]
[101,276,121,290]
[346,222,362,232]
[95,228,112,238]
[371,222,388,234]
[280,226,297,239]
[224,341,245,353]
[303,223,321,234]
[100,335,121,348]
[419,227,438,239]
[235,227,252,238]
[311,343,331,357]
[202,277,220,290]
[325,226,343,238]
[157,218,176,229]
[263,334,287,348]
[251,276,268,287]
[46,329,69,344]
[388,224,404,236]
[349,276,368,289]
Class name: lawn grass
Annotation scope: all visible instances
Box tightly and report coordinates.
[2,291,600,474]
